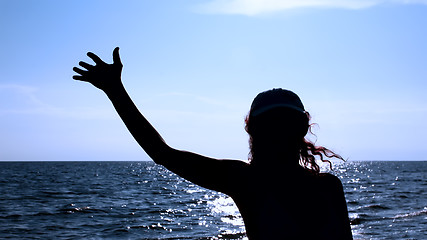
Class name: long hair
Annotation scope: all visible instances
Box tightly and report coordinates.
[245,111,344,173]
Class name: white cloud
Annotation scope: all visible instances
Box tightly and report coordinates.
[196,0,427,16]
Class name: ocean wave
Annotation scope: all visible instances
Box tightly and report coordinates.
[1,214,22,219]
[358,204,390,210]
[59,204,108,214]
[349,213,373,225]
[393,207,427,219]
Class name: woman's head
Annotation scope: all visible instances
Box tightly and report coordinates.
[246,89,343,173]
[246,108,308,146]
[247,89,309,141]
[249,88,306,118]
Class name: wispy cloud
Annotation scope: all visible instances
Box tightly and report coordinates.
[196,0,427,16]
[0,84,113,120]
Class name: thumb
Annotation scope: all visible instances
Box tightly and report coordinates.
[113,47,122,66]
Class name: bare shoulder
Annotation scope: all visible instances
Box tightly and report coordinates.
[219,158,251,177]
[209,159,251,195]
[219,158,250,167]
[318,172,344,192]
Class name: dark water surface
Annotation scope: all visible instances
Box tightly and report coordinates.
[0,161,426,239]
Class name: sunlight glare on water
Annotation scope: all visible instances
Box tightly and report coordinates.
[208,195,244,227]
[1,161,426,239]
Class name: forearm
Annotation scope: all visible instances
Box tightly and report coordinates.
[104,83,170,162]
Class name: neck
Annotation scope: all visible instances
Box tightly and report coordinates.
[250,150,301,169]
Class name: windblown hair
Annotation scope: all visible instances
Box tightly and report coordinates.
[245,111,344,174]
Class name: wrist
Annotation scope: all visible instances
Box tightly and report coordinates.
[103,81,125,96]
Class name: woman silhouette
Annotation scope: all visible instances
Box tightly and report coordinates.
[73,48,353,240]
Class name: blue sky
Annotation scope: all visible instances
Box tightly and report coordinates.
[1,0,426,161]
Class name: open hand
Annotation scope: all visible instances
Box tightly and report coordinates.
[73,47,123,92]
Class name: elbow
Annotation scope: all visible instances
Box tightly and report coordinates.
[147,145,175,166]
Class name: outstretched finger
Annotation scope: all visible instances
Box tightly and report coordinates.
[87,52,104,65]
[72,75,87,81]
[113,47,122,65]
[73,67,87,75]
[79,61,93,70]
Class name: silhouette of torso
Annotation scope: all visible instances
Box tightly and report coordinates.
[228,164,339,240]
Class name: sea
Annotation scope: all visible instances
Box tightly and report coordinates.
[0,161,426,240]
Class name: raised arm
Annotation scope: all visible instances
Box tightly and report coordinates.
[72,48,245,194]
[73,48,165,160]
